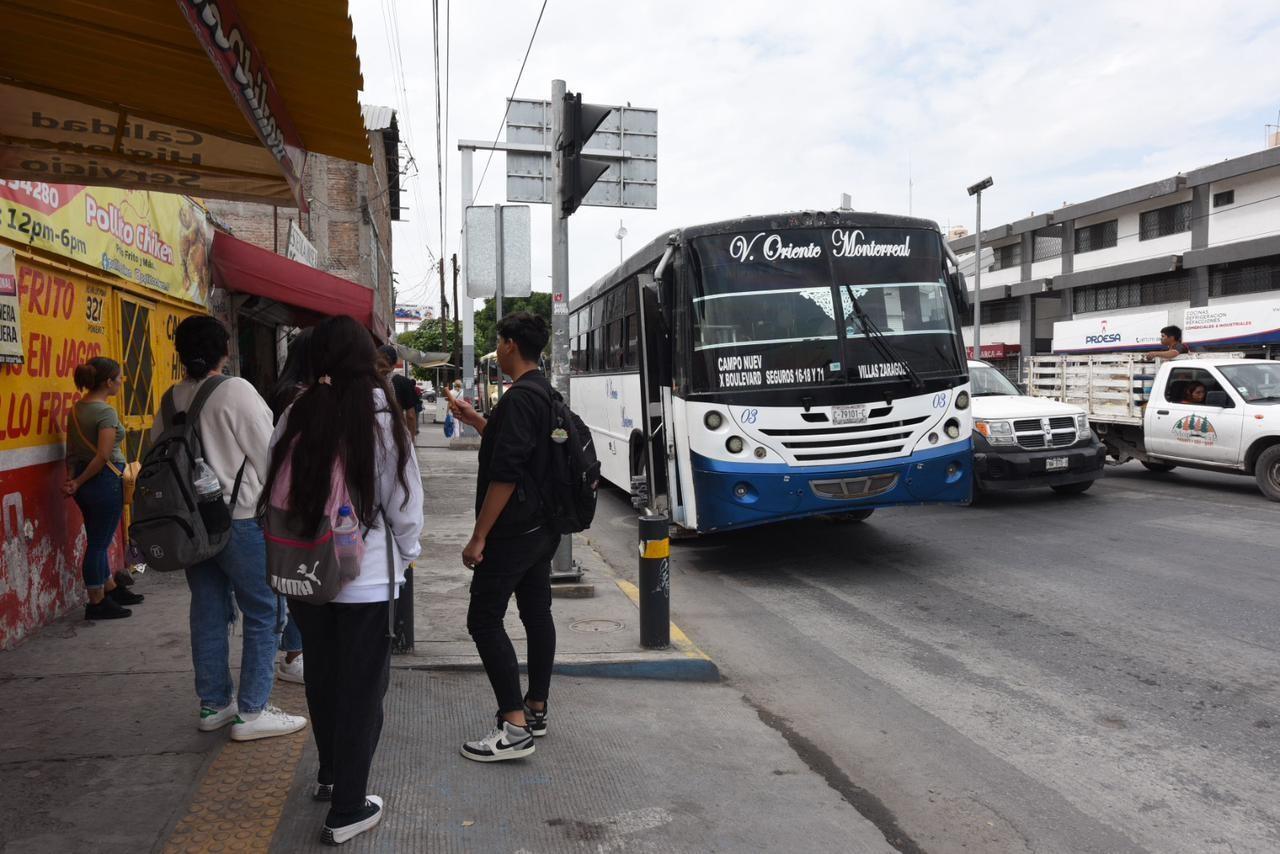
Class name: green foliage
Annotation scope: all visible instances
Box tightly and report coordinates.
[398,321,460,380]
[474,292,553,356]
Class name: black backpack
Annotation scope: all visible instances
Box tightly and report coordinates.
[510,382,600,534]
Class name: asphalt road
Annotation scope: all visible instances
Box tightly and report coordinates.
[585,462,1280,854]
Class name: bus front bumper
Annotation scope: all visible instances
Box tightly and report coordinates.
[689,442,972,533]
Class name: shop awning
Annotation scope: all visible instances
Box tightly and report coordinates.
[0,0,370,209]
[211,230,378,334]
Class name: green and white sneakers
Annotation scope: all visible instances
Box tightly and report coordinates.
[229,705,308,742]
[198,702,239,732]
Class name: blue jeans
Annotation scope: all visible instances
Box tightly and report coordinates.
[280,615,303,653]
[71,466,123,590]
[185,519,282,713]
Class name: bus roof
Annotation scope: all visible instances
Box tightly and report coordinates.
[571,210,943,312]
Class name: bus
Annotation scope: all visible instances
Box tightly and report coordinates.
[568,211,974,533]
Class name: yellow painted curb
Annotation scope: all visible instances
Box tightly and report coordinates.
[613,578,713,663]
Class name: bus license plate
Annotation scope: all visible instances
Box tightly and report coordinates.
[1045,457,1069,471]
[832,405,868,425]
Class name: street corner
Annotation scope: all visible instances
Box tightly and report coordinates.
[568,535,720,683]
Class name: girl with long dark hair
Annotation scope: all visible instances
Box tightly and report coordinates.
[65,357,143,620]
[262,315,423,845]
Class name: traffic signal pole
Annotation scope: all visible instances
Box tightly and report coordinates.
[550,78,576,580]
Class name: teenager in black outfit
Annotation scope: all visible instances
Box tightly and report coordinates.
[448,312,558,761]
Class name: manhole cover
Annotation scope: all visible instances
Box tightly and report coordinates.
[569,619,624,634]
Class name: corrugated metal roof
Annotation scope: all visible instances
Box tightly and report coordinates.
[362,104,397,131]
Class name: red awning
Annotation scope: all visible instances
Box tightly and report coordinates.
[211,230,376,333]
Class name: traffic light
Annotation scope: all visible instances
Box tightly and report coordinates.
[559,92,613,217]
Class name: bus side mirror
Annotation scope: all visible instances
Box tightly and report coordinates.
[950,271,971,311]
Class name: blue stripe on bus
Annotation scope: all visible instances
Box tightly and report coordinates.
[689,441,972,533]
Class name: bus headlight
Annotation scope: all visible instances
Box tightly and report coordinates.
[955,390,970,411]
[975,419,1015,446]
[704,411,724,430]
[944,418,961,439]
[726,436,745,454]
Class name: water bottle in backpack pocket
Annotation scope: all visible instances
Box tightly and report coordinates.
[193,457,231,536]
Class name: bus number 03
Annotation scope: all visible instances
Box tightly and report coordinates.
[740,408,759,424]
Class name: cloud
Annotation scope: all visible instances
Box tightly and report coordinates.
[349,0,1280,308]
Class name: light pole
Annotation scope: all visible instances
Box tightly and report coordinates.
[966,177,993,358]
[616,219,628,265]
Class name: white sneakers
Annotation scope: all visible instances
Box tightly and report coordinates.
[460,718,536,762]
[322,795,384,845]
[198,702,239,732]
[276,654,305,684]
[229,705,308,742]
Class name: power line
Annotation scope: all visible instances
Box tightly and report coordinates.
[473,0,550,202]
[432,0,445,275]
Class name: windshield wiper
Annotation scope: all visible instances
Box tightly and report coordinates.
[844,286,924,391]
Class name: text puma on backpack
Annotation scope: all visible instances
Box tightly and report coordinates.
[129,376,245,572]
[512,382,601,534]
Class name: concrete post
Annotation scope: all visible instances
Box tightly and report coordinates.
[550,79,575,580]
[638,512,671,649]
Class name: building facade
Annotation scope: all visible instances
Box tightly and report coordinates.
[203,106,400,385]
[953,143,1280,376]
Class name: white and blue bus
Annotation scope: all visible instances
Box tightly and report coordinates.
[568,211,973,533]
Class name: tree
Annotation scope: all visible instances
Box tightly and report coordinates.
[473,292,553,356]
[398,321,460,380]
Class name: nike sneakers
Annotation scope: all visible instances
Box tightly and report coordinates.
[460,717,535,762]
[524,699,548,737]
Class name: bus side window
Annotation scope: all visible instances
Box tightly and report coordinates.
[591,326,604,372]
[608,319,624,370]
[624,313,638,368]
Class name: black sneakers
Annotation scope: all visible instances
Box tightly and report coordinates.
[322,796,383,845]
[109,586,144,606]
[85,597,131,620]
[314,782,334,802]
[524,699,548,737]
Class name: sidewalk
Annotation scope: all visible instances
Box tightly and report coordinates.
[0,431,894,854]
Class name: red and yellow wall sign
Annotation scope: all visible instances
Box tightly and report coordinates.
[0,180,212,310]
[0,248,200,649]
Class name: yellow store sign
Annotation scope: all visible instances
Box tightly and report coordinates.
[0,180,212,308]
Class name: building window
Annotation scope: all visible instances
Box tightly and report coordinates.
[1032,225,1063,262]
[1072,272,1192,313]
[1210,256,1280,298]
[990,242,1021,272]
[1074,220,1118,254]
[959,298,1021,327]
[1213,189,1235,208]
[1139,201,1192,241]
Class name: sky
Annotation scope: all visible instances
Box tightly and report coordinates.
[347,0,1280,313]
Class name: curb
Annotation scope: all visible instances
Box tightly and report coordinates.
[611,577,720,682]
[394,657,719,681]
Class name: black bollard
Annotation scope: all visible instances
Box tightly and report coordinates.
[637,513,670,649]
[392,564,414,654]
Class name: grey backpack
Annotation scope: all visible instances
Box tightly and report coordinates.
[129,376,245,572]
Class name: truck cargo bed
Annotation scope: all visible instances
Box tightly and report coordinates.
[1029,355,1152,425]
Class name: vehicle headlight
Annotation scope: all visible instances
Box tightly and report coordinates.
[1076,414,1089,436]
[974,419,1016,446]
[726,436,745,454]
[704,411,724,430]
[944,418,961,440]
[955,390,970,411]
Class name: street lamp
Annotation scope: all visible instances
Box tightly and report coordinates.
[966,176,993,358]
[616,219,628,264]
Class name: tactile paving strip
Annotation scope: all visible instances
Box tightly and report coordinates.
[164,688,309,854]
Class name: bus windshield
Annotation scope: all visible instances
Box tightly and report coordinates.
[689,227,962,393]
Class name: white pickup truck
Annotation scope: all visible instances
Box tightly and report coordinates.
[968,360,1105,494]
[1029,354,1280,500]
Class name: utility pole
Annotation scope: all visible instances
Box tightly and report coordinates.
[451,253,460,365]
[493,202,506,398]
[439,257,447,346]
[550,78,574,580]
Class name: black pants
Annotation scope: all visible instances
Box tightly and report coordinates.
[287,599,391,815]
[467,529,559,714]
